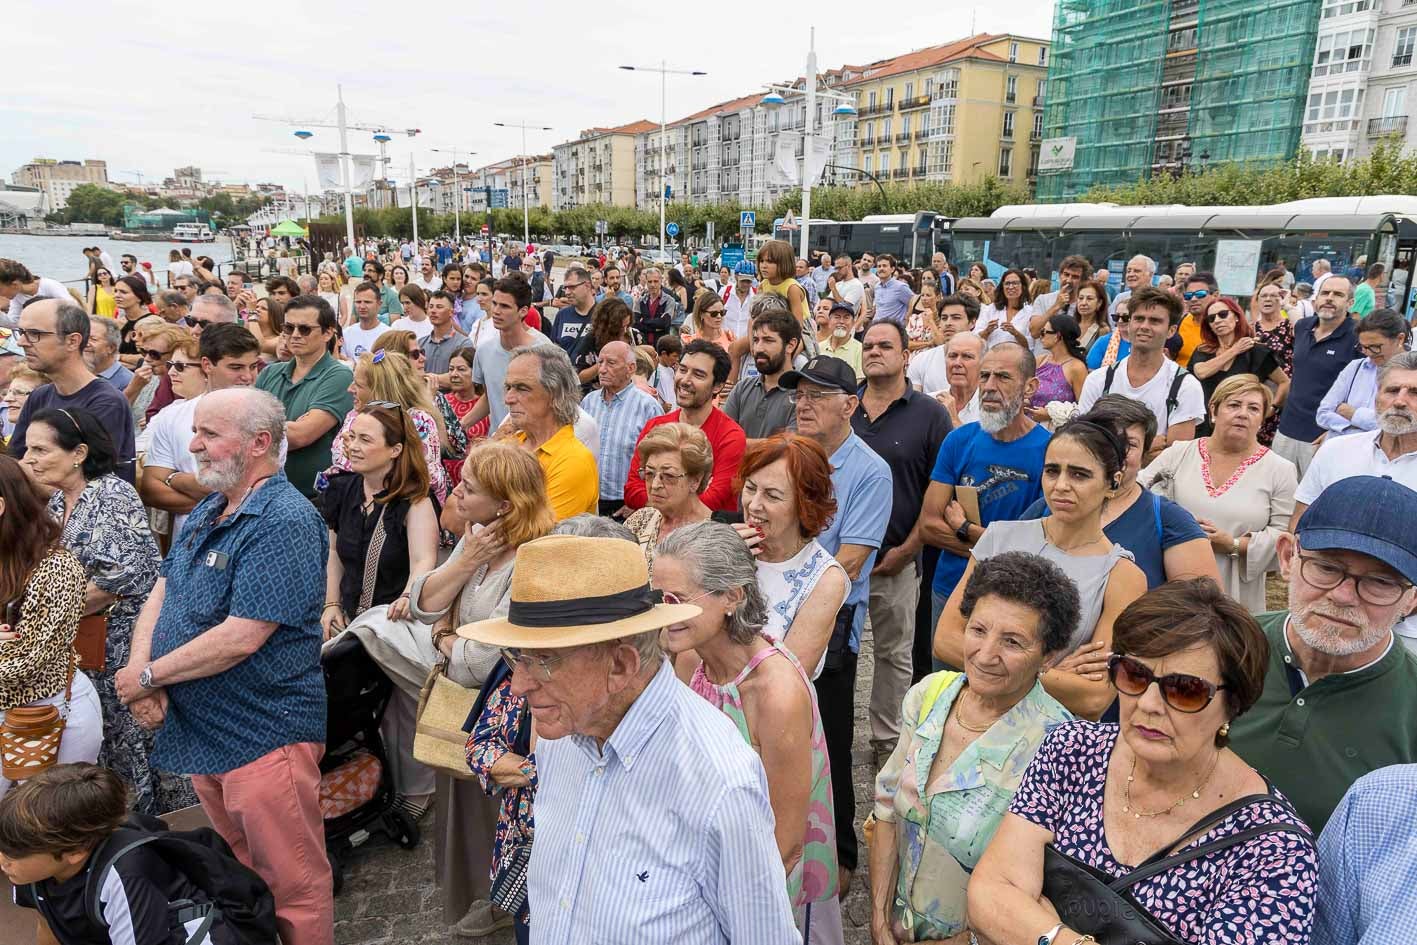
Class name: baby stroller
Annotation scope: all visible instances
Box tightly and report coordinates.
[319,632,420,894]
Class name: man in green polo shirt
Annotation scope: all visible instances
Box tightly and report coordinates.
[1229,475,1417,832]
[255,294,353,497]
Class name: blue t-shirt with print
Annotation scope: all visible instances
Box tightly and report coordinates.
[930,422,1050,597]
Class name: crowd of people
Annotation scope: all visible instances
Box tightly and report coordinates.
[0,237,1413,945]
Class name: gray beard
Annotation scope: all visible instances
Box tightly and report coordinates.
[1379,408,1417,436]
[1291,602,1392,656]
[978,395,1022,434]
[195,454,245,493]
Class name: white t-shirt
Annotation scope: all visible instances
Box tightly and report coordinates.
[343,322,391,359]
[411,275,442,293]
[168,260,194,281]
[833,277,864,310]
[907,345,949,393]
[975,304,1036,350]
[5,276,73,325]
[1077,355,1206,435]
[145,394,288,536]
[722,288,756,338]
[391,316,434,341]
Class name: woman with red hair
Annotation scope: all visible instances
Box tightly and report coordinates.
[1187,295,1289,436]
[734,434,849,680]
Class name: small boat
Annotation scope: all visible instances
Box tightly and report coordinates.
[172,223,215,243]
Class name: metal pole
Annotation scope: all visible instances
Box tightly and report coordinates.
[409,153,419,248]
[453,155,461,244]
[800,29,817,262]
[522,124,530,246]
[660,60,667,260]
[337,84,356,259]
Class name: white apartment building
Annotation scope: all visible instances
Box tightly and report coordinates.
[10,158,110,212]
[553,122,652,210]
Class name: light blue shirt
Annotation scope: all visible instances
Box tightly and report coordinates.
[455,296,484,333]
[873,277,914,324]
[1314,764,1417,945]
[528,660,799,945]
[1316,356,1379,436]
[580,383,662,501]
[818,431,892,649]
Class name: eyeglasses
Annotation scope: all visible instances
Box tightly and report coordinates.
[500,647,566,682]
[1183,290,1211,300]
[640,468,686,486]
[787,389,848,404]
[659,589,713,606]
[142,348,172,362]
[168,361,201,373]
[1107,654,1227,713]
[1360,342,1389,356]
[280,323,320,336]
[16,328,56,343]
[1295,553,1411,606]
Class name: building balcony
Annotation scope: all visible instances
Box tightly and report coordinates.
[895,131,913,143]
[1006,93,1017,105]
[860,134,875,146]
[858,101,893,117]
[1033,95,1044,107]
[1002,127,1015,139]
[913,164,927,177]
[899,94,930,111]
[1369,115,1408,137]
[891,167,909,179]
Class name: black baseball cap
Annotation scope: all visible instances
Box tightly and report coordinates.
[828,299,856,318]
[780,356,859,396]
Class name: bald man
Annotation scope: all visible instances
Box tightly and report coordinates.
[581,339,664,517]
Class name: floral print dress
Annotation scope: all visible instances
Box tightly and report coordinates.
[1253,317,1295,446]
[466,673,535,931]
[1009,720,1317,944]
[49,475,197,815]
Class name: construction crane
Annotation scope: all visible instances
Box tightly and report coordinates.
[253,85,421,254]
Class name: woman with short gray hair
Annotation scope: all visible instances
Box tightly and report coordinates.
[653,521,844,945]
[1316,307,1410,438]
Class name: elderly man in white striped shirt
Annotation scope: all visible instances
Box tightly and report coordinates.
[459,533,800,945]
[582,340,663,518]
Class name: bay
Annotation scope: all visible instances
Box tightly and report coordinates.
[0,233,237,286]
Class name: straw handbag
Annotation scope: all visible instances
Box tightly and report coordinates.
[1,656,74,781]
[413,659,479,780]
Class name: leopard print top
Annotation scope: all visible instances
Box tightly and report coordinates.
[0,548,86,711]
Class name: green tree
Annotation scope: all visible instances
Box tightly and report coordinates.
[47,184,128,226]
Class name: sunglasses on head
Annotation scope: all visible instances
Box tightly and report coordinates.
[365,399,404,416]
[1108,654,1226,713]
[280,323,319,336]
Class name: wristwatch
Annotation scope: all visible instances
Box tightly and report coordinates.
[955,520,972,544]
[163,470,181,489]
[1039,923,1064,945]
[138,664,155,690]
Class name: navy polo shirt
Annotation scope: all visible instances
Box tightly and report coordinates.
[1277,316,1360,443]
[150,474,328,776]
[851,385,953,554]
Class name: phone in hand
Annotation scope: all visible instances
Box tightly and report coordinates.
[4,598,20,636]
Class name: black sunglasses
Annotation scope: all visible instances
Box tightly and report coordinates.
[142,348,171,361]
[280,323,319,336]
[1108,654,1226,713]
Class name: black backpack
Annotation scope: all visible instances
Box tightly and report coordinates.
[1103,361,1190,423]
[81,816,278,945]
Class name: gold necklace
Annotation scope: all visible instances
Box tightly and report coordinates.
[1122,751,1220,818]
[951,691,995,734]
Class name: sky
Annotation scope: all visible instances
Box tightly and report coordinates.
[7,0,1054,195]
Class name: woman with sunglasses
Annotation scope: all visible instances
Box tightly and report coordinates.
[680,291,735,353]
[654,521,844,944]
[935,419,1147,719]
[1187,296,1288,436]
[969,579,1317,945]
[372,330,467,477]
[319,350,449,502]
[413,443,554,939]
[872,552,1077,945]
[623,422,714,569]
[122,323,185,428]
[87,267,117,318]
[1086,296,1131,369]
[1140,375,1297,614]
[1028,314,1087,423]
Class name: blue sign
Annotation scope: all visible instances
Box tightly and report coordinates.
[666,222,680,238]
[719,245,745,270]
[740,210,756,229]
[489,188,510,209]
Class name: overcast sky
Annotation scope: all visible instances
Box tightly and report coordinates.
[7,0,1054,195]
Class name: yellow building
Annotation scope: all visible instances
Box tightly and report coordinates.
[835,33,1050,189]
[552,120,656,210]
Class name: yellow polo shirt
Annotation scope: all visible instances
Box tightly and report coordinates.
[1175,313,1204,368]
[519,424,598,520]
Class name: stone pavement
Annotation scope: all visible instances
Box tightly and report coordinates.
[336,634,884,945]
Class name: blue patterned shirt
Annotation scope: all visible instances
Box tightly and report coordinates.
[150,474,328,775]
[1314,765,1417,945]
[580,383,662,502]
[528,660,799,945]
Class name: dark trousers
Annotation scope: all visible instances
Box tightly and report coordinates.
[912,545,942,683]
[813,649,860,873]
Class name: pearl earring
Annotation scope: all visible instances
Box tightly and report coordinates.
[1218,722,1230,737]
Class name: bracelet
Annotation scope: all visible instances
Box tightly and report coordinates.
[322,602,342,611]
[163,470,180,488]
[1229,536,1241,558]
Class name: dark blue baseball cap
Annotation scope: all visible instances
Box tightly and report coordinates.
[1296,475,1417,585]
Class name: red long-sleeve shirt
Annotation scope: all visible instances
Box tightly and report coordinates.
[622,407,746,513]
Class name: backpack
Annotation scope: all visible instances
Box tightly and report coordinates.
[1103,361,1190,426]
[81,816,278,945]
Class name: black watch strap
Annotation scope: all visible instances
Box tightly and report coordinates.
[955,521,972,543]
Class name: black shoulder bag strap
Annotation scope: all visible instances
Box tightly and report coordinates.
[1104,363,1118,392]
[1164,365,1190,420]
[1110,791,1313,894]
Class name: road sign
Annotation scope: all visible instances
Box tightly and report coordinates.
[740,211,756,230]
[488,188,510,209]
[480,224,490,235]
[720,245,745,270]
[595,219,608,235]
[666,222,680,238]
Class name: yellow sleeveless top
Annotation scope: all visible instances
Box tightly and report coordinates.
[758,277,810,324]
[94,286,117,317]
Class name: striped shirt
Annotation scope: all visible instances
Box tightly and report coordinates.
[528,660,799,945]
[580,383,663,501]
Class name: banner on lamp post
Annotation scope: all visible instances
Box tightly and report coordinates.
[349,155,378,189]
[314,153,343,191]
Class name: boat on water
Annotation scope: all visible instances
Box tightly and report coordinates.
[172,223,215,243]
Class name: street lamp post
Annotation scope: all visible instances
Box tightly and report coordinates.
[759,29,858,260]
[430,148,476,244]
[618,62,707,260]
[494,122,554,247]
